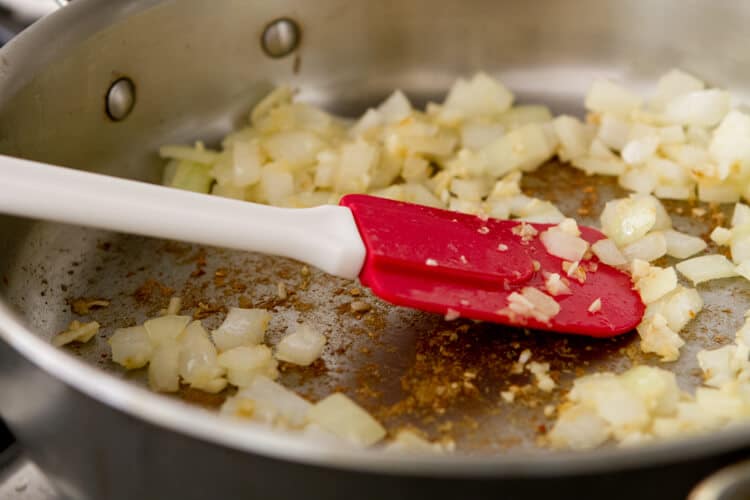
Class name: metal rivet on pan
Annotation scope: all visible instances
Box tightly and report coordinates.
[261,18,300,58]
[105,78,136,122]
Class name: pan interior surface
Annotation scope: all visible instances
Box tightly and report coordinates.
[2,0,750,470]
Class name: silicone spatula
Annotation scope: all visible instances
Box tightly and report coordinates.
[0,155,644,337]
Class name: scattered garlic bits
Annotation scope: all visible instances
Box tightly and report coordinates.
[551,313,750,449]
[52,320,100,347]
[501,287,560,324]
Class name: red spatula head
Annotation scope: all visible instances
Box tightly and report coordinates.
[340,194,644,338]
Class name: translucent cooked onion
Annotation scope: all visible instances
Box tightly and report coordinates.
[275,324,326,366]
[109,325,152,369]
[217,345,279,387]
[222,375,312,427]
[179,321,226,393]
[635,265,678,304]
[51,321,100,347]
[143,315,190,346]
[307,393,387,447]
[622,231,667,262]
[676,255,738,285]
[663,230,707,259]
[212,308,271,352]
[540,227,589,262]
[148,341,181,392]
[591,238,628,267]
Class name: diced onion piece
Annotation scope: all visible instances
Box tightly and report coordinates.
[497,105,553,130]
[275,324,327,366]
[697,346,738,388]
[619,167,657,194]
[600,197,657,246]
[230,140,263,187]
[262,130,325,168]
[212,308,271,352]
[217,345,279,387]
[732,203,750,227]
[663,230,707,259]
[569,374,651,431]
[334,140,378,193]
[588,298,602,313]
[637,313,684,362]
[144,315,190,346]
[676,255,738,285]
[622,136,659,165]
[710,111,750,180]
[584,79,643,116]
[591,239,628,267]
[553,115,591,162]
[179,321,226,393]
[698,182,740,203]
[223,375,312,427]
[635,266,678,304]
[645,286,703,332]
[258,164,294,205]
[597,113,630,151]
[460,121,504,150]
[148,341,180,392]
[440,72,514,122]
[622,232,667,262]
[540,228,589,262]
[731,230,750,264]
[450,178,488,201]
[377,90,412,124]
[479,123,554,177]
[662,90,730,127]
[619,366,680,417]
[109,325,152,369]
[51,320,100,347]
[544,273,571,296]
[710,227,732,246]
[307,393,387,447]
[548,404,611,450]
[736,260,750,281]
[506,287,561,323]
[651,69,705,111]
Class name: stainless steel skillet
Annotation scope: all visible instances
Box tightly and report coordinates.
[2,1,750,498]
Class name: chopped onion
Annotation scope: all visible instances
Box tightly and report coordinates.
[275,324,326,366]
[109,325,152,369]
[662,229,707,259]
[540,227,589,262]
[637,314,684,362]
[600,197,657,247]
[710,227,732,246]
[148,341,180,392]
[479,123,554,177]
[585,79,643,116]
[548,404,611,450]
[591,239,628,267]
[179,321,226,393]
[645,286,703,332]
[554,115,591,162]
[144,315,190,346]
[662,89,730,127]
[212,308,271,352]
[732,203,750,227]
[377,90,412,124]
[307,393,387,447]
[650,69,705,110]
[635,265,678,304]
[460,121,504,150]
[223,375,312,427]
[527,361,556,392]
[217,345,279,387]
[545,273,572,296]
[622,231,667,262]
[676,255,738,285]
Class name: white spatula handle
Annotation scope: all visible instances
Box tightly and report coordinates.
[0,155,367,279]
